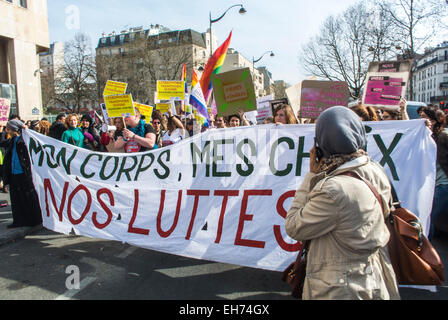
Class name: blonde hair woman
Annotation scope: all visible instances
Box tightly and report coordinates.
[61,114,84,148]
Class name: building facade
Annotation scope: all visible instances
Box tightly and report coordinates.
[412,41,448,106]
[96,24,216,105]
[0,0,49,119]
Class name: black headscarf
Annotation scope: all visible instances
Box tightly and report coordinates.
[315,106,367,158]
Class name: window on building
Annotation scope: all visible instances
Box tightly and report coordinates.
[19,0,27,8]
[444,63,448,73]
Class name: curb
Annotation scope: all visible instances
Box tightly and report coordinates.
[0,224,44,247]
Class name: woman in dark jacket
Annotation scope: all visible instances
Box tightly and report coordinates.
[0,120,42,228]
[80,114,100,151]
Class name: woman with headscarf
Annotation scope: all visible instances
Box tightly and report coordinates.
[285,106,400,300]
[0,120,42,228]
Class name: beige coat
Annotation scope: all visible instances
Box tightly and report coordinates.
[286,156,400,300]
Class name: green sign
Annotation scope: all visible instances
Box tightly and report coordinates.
[211,68,257,117]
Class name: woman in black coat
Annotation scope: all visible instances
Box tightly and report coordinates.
[0,120,42,228]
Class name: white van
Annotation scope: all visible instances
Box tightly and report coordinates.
[405,101,427,119]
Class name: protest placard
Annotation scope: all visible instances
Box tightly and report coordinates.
[103,80,128,97]
[362,60,412,110]
[256,95,274,124]
[211,68,257,117]
[299,80,350,119]
[285,83,302,120]
[157,81,185,101]
[134,102,153,122]
[363,73,410,109]
[23,119,435,272]
[100,103,110,124]
[104,94,135,118]
[156,103,171,114]
[0,98,11,126]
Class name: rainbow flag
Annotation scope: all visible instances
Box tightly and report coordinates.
[199,31,232,102]
[190,70,209,123]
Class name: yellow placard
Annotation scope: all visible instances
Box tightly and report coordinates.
[156,103,171,114]
[104,94,135,118]
[103,80,128,97]
[134,102,153,122]
[157,81,185,100]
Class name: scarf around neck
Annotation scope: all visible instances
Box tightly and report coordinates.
[129,120,146,138]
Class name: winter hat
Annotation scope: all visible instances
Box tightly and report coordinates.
[6,119,24,133]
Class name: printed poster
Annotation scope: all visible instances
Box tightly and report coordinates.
[157,81,185,101]
[104,94,135,118]
[362,60,412,109]
[103,80,128,97]
[134,102,153,122]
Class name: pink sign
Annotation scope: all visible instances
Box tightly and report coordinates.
[364,75,405,106]
[299,81,350,119]
[0,98,11,126]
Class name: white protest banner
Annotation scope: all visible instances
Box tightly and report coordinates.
[23,119,435,272]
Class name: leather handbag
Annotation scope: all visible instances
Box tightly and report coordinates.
[343,171,445,286]
[281,241,309,299]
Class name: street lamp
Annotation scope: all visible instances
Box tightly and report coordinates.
[252,51,275,66]
[34,69,43,77]
[209,4,247,57]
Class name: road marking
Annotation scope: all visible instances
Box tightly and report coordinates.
[55,276,96,300]
[116,246,138,259]
[155,262,242,278]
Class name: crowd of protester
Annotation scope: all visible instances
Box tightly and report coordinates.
[0,99,445,301]
[0,100,446,240]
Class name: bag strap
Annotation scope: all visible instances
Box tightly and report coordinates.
[341,171,385,214]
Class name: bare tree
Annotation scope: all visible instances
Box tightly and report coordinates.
[55,33,97,113]
[40,71,56,113]
[300,2,384,98]
[376,0,447,98]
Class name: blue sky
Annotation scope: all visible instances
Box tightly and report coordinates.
[47,0,361,85]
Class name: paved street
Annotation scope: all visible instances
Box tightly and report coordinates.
[1,191,447,301]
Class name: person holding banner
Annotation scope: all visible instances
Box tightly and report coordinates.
[80,114,100,151]
[273,104,298,125]
[61,114,84,148]
[115,108,157,153]
[214,116,227,129]
[151,110,166,149]
[351,105,379,122]
[285,106,400,300]
[49,113,66,140]
[427,109,448,239]
[227,110,251,128]
[1,120,42,229]
[161,108,185,147]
